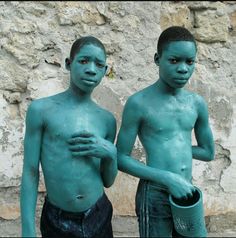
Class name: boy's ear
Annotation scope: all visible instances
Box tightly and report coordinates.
[65,58,71,71]
[105,65,108,75]
[154,53,159,66]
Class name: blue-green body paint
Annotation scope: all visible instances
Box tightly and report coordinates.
[20,42,117,237]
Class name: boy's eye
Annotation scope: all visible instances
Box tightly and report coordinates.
[78,59,88,64]
[96,62,105,68]
[169,59,178,64]
[186,59,194,65]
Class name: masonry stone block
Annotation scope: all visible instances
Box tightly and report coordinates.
[193,8,230,42]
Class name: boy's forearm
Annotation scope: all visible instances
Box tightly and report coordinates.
[118,153,171,188]
[21,216,36,237]
[21,202,37,237]
[21,193,37,237]
[20,173,39,237]
[192,145,214,161]
[100,153,117,188]
[118,153,196,198]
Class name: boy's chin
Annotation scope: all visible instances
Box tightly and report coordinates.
[80,86,96,93]
[173,82,188,89]
[175,84,186,88]
[76,83,99,93]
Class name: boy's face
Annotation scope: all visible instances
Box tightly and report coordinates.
[70,44,107,93]
[157,41,196,89]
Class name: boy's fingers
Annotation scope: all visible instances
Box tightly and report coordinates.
[72,150,95,157]
[69,145,94,151]
[71,131,94,138]
[67,137,94,144]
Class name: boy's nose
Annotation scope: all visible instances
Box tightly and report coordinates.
[177,63,188,74]
[85,63,96,75]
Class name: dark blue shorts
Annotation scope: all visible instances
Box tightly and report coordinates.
[135,179,186,238]
[40,193,113,238]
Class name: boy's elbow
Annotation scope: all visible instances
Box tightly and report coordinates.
[117,153,127,172]
[103,169,118,188]
[104,181,113,188]
[207,147,215,161]
[208,154,214,161]
[103,176,116,188]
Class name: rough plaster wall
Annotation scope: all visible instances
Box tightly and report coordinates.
[0,1,236,234]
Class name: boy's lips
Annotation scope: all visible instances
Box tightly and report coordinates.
[174,78,188,83]
[82,78,97,85]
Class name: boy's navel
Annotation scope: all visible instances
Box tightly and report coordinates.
[76,194,84,199]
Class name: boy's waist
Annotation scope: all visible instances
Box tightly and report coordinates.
[148,181,169,192]
[44,192,110,220]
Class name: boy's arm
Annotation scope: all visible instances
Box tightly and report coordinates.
[20,102,43,237]
[192,96,215,161]
[100,114,117,188]
[117,97,195,199]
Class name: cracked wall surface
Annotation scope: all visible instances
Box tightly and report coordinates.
[0,1,236,235]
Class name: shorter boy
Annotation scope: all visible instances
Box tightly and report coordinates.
[21,36,117,238]
[116,26,214,237]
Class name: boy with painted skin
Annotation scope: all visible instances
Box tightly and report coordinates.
[20,36,117,238]
[116,26,215,237]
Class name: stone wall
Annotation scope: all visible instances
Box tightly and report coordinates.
[0,1,236,236]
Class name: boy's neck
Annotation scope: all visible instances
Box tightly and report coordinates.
[156,78,182,96]
[67,82,93,103]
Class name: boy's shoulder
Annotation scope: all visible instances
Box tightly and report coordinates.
[183,89,206,101]
[126,84,154,106]
[182,89,207,109]
[93,101,116,124]
[28,92,65,113]
[122,84,155,119]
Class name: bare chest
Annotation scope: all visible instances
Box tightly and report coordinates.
[141,99,198,133]
[43,106,107,141]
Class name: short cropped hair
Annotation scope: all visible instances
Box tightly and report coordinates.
[157,26,197,56]
[70,36,106,61]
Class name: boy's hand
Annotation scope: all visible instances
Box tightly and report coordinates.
[165,172,196,199]
[67,131,116,160]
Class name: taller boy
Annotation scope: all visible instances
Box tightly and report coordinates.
[21,36,117,238]
[116,26,215,237]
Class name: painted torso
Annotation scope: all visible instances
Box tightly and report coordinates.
[39,92,109,212]
[136,84,198,182]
